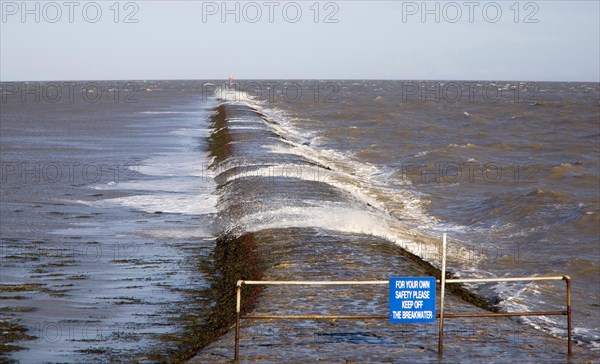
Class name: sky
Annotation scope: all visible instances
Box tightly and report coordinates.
[1,0,599,82]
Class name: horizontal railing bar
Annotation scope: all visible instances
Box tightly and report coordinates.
[243,315,388,320]
[444,276,566,284]
[443,311,567,318]
[242,311,567,320]
[240,280,388,286]
[239,276,566,287]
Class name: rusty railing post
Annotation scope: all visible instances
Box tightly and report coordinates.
[235,280,242,362]
[564,275,572,356]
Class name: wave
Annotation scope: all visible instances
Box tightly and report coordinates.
[207,96,454,266]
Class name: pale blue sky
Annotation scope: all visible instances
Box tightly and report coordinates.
[1,1,599,81]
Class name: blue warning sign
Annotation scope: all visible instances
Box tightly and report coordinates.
[389,277,436,323]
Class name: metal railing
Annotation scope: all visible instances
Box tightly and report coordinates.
[233,234,572,361]
[437,275,571,354]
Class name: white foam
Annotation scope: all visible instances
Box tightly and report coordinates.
[236,205,428,257]
[228,125,266,131]
[221,163,330,184]
[142,228,215,240]
[139,111,205,115]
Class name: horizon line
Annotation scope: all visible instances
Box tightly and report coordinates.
[1,78,599,83]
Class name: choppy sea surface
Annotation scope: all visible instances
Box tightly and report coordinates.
[1,80,598,362]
